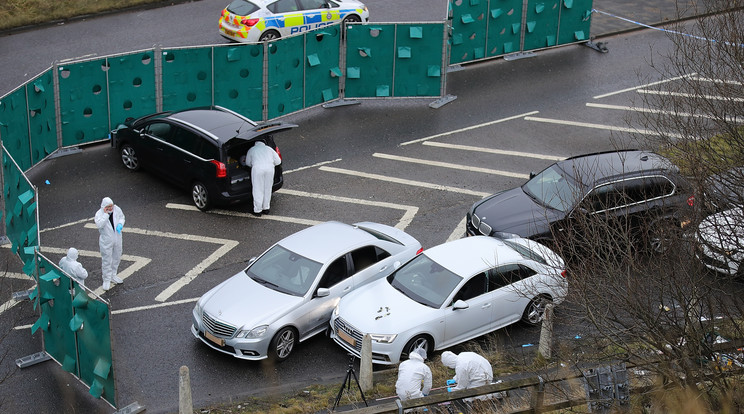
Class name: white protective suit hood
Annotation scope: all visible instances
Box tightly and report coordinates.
[66,247,79,261]
[441,351,457,368]
[101,197,113,209]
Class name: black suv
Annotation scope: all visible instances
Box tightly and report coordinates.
[111,106,296,211]
[466,150,695,251]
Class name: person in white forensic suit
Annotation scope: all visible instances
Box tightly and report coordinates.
[395,347,432,401]
[59,247,88,287]
[245,140,281,217]
[441,351,493,401]
[94,197,125,291]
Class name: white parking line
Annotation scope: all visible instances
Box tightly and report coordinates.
[399,111,540,146]
[319,166,492,197]
[420,141,564,161]
[283,158,342,174]
[83,223,238,302]
[524,116,684,139]
[448,217,468,242]
[585,102,742,123]
[166,203,323,226]
[592,73,696,99]
[373,153,530,179]
[637,89,744,102]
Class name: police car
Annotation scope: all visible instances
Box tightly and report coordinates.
[219,0,369,43]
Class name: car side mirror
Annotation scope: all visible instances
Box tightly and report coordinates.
[315,288,330,298]
[529,171,537,179]
[452,300,469,310]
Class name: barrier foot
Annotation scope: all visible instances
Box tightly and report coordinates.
[429,95,457,109]
[48,147,83,159]
[504,51,536,61]
[16,351,51,368]
[585,40,609,53]
[114,401,145,414]
[323,99,361,108]
[0,235,9,246]
[12,288,35,301]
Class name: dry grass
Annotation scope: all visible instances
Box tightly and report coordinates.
[0,0,171,31]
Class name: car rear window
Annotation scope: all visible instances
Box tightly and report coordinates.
[356,225,404,246]
[227,0,260,15]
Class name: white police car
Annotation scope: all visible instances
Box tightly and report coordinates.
[219,0,369,43]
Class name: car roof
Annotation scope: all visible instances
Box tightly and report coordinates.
[424,236,522,276]
[555,150,678,186]
[277,221,387,263]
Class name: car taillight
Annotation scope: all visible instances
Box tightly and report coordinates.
[241,18,259,26]
[275,145,282,160]
[560,270,567,278]
[221,9,226,17]
[416,247,423,255]
[687,195,695,206]
[211,160,227,178]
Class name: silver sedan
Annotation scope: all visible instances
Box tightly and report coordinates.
[330,235,567,365]
[191,221,422,362]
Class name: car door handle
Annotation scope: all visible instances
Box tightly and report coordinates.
[481,303,491,309]
[343,285,351,292]
[378,265,388,272]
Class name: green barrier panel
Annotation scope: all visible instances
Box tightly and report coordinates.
[27,70,58,165]
[162,48,214,112]
[58,59,112,146]
[213,44,264,121]
[557,0,593,45]
[304,25,342,107]
[34,260,77,373]
[108,51,157,128]
[0,88,32,170]
[266,36,305,119]
[485,0,524,57]
[2,148,38,270]
[345,24,396,98]
[72,283,116,405]
[393,23,444,97]
[523,0,561,51]
[449,0,489,64]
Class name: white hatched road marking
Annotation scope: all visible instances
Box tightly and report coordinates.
[319,166,492,197]
[399,111,540,146]
[637,89,744,102]
[592,73,696,99]
[373,153,530,179]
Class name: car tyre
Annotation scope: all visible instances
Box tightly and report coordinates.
[269,327,296,362]
[259,30,280,42]
[522,295,551,326]
[120,144,140,171]
[191,181,211,211]
[342,14,361,24]
[401,335,431,362]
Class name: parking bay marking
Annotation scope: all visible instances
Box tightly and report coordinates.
[523,116,685,139]
[319,166,491,197]
[399,111,540,146]
[421,142,564,161]
[83,223,239,302]
[374,153,530,179]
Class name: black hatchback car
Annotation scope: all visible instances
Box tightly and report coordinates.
[466,150,695,252]
[111,106,296,211]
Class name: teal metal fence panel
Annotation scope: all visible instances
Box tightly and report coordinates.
[108,51,157,128]
[34,260,77,373]
[213,44,264,121]
[449,0,490,64]
[393,23,445,97]
[0,88,32,170]
[58,59,111,146]
[161,48,214,112]
[304,25,342,107]
[1,147,38,272]
[485,0,524,57]
[267,36,306,119]
[557,0,593,44]
[345,24,396,98]
[522,0,561,50]
[26,70,58,165]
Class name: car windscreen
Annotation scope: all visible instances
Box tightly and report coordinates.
[522,164,582,213]
[387,254,461,308]
[227,0,260,15]
[246,245,322,296]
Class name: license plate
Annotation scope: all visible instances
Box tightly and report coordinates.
[337,329,355,347]
[224,29,236,36]
[205,331,225,347]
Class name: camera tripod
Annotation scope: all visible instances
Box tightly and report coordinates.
[332,354,368,411]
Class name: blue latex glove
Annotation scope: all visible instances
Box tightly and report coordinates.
[447,387,453,392]
[116,223,123,233]
[446,379,457,386]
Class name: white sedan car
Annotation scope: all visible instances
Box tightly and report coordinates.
[696,206,744,275]
[330,235,567,365]
[191,221,421,362]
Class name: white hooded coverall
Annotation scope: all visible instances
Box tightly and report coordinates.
[59,247,88,286]
[441,351,493,395]
[245,141,281,213]
[95,197,125,286]
[395,349,432,401]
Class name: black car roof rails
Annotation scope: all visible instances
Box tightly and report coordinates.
[564,149,641,161]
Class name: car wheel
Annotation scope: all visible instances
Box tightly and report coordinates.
[643,220,678,254]
[400,335,431,362]
[120,144,140,171]
[269,327,296,362]
[191,181,211,211]
[342,14,361,24]
[522,295,551,326]
[259,30,280,42]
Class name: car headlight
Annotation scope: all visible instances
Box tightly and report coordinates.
[333,304,340,318]
[236,325,269,339]
[193,302,203,317]
[369,334,397,343]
